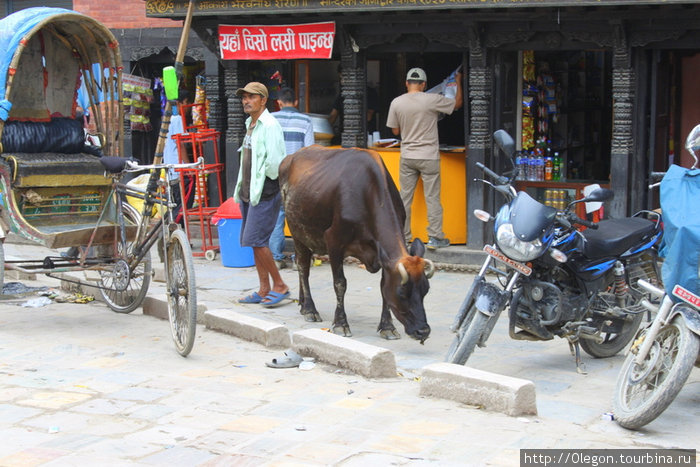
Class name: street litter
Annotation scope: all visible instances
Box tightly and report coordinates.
[299,361,315,371]
[266,349,303,369]
[21,296,52,308]
[3,282,48,296]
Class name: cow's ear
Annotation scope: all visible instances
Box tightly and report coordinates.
[409,238,426,257]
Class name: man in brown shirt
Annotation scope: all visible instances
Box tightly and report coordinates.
[386,67,463,249]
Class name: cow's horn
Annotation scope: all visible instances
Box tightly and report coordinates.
[398,262,409,285]
[424,259,435,279]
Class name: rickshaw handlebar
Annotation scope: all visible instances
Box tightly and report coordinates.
[125,157,204,173]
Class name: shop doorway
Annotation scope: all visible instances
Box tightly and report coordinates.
[129,49,204,164]
[518,49,613,182]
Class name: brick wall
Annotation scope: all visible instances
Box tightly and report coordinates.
[72,0,178,29]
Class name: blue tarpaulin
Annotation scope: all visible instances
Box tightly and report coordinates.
[659,164,700,298]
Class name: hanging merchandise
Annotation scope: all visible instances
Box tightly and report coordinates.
[122,73,153,132]
[192,74,209,128]
[427,65,462,121]
[522,50,535,82]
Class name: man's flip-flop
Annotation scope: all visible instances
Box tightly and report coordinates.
[261,290,290,308]
[238,292,263,304]
[265,349,303,368]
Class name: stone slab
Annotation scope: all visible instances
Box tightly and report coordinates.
[419,362,537,416]
[292,328,397,378]
[205,308,291,348]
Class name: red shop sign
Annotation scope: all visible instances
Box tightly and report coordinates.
[219,22,335,60]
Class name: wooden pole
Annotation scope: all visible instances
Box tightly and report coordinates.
[152,0,195,165]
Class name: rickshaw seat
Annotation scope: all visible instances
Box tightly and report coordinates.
[1,152,110,187]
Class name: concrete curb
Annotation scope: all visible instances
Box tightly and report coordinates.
[419,362,537,416]
[292,328,397,378]
[204,308,291,348]
[143,297,207,325]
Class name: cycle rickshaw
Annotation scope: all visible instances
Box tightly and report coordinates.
[0,7,198,356]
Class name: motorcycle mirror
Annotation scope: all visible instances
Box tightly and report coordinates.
[493,130,515,158]
[583,188,614,203]
[685,124,700,169]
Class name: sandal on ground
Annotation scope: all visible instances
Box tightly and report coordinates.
[265,349,303,368]
[238,292,264,304]
[261,290,290,308]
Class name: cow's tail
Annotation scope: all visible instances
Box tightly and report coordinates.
[379,158,406,226]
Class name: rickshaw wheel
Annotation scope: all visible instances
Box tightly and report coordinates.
[99,202,152,313]
[166,228,196,357]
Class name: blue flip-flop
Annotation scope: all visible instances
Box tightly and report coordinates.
[261,290,290,308]
[238,292,263,304]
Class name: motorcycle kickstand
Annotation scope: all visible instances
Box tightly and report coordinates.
[567,339,587,375]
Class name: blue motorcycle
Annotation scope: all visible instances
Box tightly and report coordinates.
[613,124,700,429]
[446,130,663,372]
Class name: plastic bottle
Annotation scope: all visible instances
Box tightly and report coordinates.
[545,156,553,181]
[528,153,536,181]
[553,152,560,181]
[536,155,545,181]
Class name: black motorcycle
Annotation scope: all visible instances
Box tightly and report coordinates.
[446,130,662,372]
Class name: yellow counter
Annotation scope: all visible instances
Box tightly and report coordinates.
[375,147,467,245]
[284,146,468,245]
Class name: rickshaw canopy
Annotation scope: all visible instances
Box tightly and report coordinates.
[0,7,121,122]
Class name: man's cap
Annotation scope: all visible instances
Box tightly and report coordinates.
[235,82,268,98]
[406,67,427,82]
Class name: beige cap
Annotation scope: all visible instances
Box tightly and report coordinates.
[235,82,269,98]
[406,67,427,82]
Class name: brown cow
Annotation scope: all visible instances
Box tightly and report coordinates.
[279,145,434,343]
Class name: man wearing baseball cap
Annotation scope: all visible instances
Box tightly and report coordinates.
[386,67,463,250]
[234,82,290,307]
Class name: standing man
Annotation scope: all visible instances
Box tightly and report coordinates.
[234,82,290,307]
[386,67,463,250]
[270,87,315,269]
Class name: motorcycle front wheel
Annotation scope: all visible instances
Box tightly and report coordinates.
[612,315,700,429]
[445,303,491,365]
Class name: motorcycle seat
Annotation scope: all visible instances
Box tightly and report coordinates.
[582,217,657,259]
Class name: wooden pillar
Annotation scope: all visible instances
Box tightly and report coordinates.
[466,26,492,249]
[339,27,367,148]
[223,61,246,198]
[610,24,634,217]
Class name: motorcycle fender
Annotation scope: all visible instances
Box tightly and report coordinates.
[474,281,509,317]
[669,306,700,336]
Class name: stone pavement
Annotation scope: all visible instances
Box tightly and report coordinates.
[0,238,697,466]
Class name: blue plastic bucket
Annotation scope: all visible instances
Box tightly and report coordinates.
[216,218,254,268]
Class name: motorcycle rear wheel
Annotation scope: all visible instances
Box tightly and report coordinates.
[580,311,644,358]
[613,315,699,429]
[445,303,491,365]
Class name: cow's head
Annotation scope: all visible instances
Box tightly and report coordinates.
[383,239,434,343]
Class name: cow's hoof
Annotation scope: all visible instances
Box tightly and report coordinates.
[332,325,352,337]
[379,329,401,340]
[302,311,322,322]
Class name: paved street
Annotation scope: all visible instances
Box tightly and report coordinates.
[0,239,697,465]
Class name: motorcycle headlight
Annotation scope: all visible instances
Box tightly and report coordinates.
[495,223,546,262]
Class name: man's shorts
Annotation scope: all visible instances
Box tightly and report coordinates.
[239,192,281,248]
